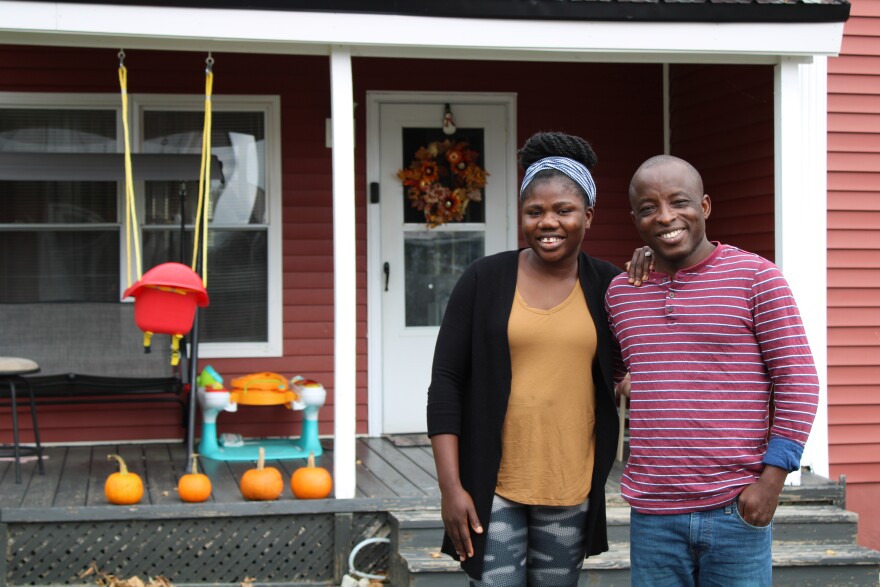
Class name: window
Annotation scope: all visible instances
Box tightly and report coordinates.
[0,93,282,357]
[0,105,121,303]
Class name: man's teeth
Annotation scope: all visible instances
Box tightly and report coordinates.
[660,229,684,239]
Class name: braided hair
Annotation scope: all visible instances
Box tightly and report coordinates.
[517,131,598,205]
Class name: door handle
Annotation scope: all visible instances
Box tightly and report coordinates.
[383,262,390,291]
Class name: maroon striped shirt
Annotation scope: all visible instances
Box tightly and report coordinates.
[605,244,819,514]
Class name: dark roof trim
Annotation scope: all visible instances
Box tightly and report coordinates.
[44,0,852,24]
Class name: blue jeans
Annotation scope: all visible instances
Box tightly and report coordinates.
[629,498,772,586]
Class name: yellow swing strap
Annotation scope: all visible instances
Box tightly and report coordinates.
[191,54,213,288]
[119,51,142,287]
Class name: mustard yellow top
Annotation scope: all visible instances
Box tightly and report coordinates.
[495,283,597,506]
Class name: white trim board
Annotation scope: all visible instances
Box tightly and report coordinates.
[774,57,829,479]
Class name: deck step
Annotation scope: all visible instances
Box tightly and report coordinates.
[390,504,861,550]
[391,542,880,587]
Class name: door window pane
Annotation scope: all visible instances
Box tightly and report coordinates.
[404,231,484,327]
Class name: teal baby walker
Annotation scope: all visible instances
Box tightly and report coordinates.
[196,365,325,461]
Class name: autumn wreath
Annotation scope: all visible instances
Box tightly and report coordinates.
[397,139,489,228]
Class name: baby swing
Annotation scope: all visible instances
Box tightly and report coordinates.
[118,52,324,464]
[120,50,211,367]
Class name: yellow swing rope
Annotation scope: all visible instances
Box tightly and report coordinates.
[118,50,142,287]
[191,54,214,288]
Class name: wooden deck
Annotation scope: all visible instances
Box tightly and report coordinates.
[0,436,446,586]
[0,436,443,513]
[0,436,858,587]
[0,435,835,513]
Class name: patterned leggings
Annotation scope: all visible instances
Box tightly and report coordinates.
[469,493,590,587]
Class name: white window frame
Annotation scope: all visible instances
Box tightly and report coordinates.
[132,93,283,358]
[0,91,283,358]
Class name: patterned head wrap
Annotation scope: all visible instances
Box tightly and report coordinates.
[519,156,597,207]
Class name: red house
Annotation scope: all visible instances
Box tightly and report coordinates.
[2,0,878,554]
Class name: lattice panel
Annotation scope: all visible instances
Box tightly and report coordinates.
[7,514,372,585]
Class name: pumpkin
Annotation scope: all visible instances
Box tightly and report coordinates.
[105,454,144,505]
[178,453,212,503]
[239,446,284,501]
[291,451,333,499]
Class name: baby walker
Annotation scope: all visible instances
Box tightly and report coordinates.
[196,366,325,461]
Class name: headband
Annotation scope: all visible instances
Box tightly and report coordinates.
[519,156,597,207]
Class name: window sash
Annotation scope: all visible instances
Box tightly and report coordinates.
[0,93,283,357]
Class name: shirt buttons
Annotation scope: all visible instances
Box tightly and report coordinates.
[667,306,674,314]
[669,291,675,298]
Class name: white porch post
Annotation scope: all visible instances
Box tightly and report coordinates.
[330,45,357,498]
[774,56,830,479]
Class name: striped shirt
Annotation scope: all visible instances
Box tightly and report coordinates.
[604,244,819,514]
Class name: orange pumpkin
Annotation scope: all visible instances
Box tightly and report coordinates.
[178,454,212,503]
[239,447,284,501]
[291,452,333,499]
[105,454,144,505]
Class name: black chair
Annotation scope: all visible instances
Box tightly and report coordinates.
[0,357,45,483]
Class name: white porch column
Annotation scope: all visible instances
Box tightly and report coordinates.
[330,45,357,498]
[774,56,830,479]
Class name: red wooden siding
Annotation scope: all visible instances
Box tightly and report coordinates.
[668,64,776,262]
[827,0,880,550]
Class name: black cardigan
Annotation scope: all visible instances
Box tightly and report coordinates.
[427,249,622,580]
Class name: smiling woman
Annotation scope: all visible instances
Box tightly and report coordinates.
[427,131,624,586]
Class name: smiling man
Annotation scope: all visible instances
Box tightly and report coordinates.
[604,155,819,586]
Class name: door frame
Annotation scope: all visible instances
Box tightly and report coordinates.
[366,91,518,436]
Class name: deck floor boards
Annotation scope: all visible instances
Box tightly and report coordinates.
[0,437,439,509]
[0,437,839,515]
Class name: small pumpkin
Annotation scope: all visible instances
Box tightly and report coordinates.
[291,451,333,499]
[105,454,144,505]
[178,453,212,503]
[239,446,284,501]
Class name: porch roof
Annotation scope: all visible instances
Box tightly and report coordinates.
[41,0,852,24]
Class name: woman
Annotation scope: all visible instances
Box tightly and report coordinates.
[427,131,623,585]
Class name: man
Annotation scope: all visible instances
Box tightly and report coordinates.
[605,155,819,586]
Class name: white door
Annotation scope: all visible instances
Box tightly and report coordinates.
[376,101,512,434]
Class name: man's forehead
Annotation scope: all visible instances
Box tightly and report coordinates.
[635,161,699,191]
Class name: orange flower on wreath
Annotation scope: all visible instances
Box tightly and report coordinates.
[397,139,489,228]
